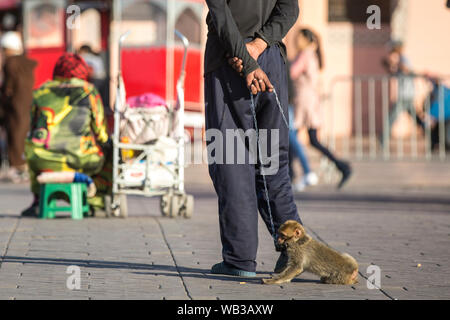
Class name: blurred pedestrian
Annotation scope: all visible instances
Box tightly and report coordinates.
[78,44,109,110]
[423,74,450,151]
[290,28,352,189]
[286,61,318,192]
[0,31,37,183]
[22,53,111,217]
[381,40,422,141]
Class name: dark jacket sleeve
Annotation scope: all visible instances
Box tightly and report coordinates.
[255,0,300,46]
[205,0,259,76]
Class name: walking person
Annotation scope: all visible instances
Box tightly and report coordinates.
[78,44,109,110]
[287,61,318,192]
[204,0,302,277]
[381,40,421,142]
[423,74,450,151]
[0,31,37,183]
[289,106,319,191]
[290,28,352,189]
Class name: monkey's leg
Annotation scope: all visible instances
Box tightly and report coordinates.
[320,276,332,284]
[262,266,303,285]
[320,273,346,285]
[321,271,358,285]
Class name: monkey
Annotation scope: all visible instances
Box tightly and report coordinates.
[262,220,359,285]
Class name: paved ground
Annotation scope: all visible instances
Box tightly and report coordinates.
[0,160,449,300]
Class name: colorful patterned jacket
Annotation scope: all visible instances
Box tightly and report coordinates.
[26,77,108,170]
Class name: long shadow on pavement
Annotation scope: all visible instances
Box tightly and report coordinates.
[190,190,450,205]
[0,213,20,218]
[2,256,320,285]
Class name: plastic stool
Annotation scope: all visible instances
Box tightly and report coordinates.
[39,183,89,220]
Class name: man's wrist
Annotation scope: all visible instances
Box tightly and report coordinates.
[252,37,268,53]
[243,61,260,78]
[254,31,272,47]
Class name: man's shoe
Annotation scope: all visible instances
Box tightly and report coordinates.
[274,250,289,273]
[211,262,256,277]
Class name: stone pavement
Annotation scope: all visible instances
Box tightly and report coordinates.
[0,160,449,300]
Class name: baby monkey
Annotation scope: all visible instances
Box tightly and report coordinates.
[263,220,359,285]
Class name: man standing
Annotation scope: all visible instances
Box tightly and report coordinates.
[0,31,37,183]
[204,0,302,277]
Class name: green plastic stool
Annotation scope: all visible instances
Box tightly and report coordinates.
[39,183,89,220]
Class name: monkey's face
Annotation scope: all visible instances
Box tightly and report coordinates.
[277,231,292,247]
[277,221,305,247]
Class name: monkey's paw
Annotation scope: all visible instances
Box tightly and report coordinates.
[262,278,280,285]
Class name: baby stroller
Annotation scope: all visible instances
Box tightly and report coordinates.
[106,30,194,219]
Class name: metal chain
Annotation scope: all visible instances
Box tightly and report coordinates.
[249,88,288,243]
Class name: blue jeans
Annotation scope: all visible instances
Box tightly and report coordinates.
[289,129,311,175]
[288,106,311,176]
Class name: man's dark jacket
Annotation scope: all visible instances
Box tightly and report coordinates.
[205,0,299,76]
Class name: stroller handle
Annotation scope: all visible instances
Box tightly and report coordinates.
[175,30,189,78]
[119,30,131,45]
[117,31,131,80]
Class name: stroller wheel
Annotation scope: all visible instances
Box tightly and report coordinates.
[160,191,181,218]
[181,194,194,219]
[160,193,170,217]
[104,195,112,218]
[112,194,128,218]
[118,194,128,218]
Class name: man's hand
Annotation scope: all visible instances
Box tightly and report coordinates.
[246,68,274,95]
[226,38,271,94]
[228,38,268,76]
[228,56,244,75]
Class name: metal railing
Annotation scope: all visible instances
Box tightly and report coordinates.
[325,74,449,161]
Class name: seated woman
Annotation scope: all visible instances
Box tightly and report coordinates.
[22,53,111,217]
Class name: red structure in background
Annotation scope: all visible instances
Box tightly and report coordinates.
[1,0,204,123]
[29,48,65,89]
[122,48,167,100]
[122,48,202,105]
[0,0,20,10]
[117,0,204,115]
